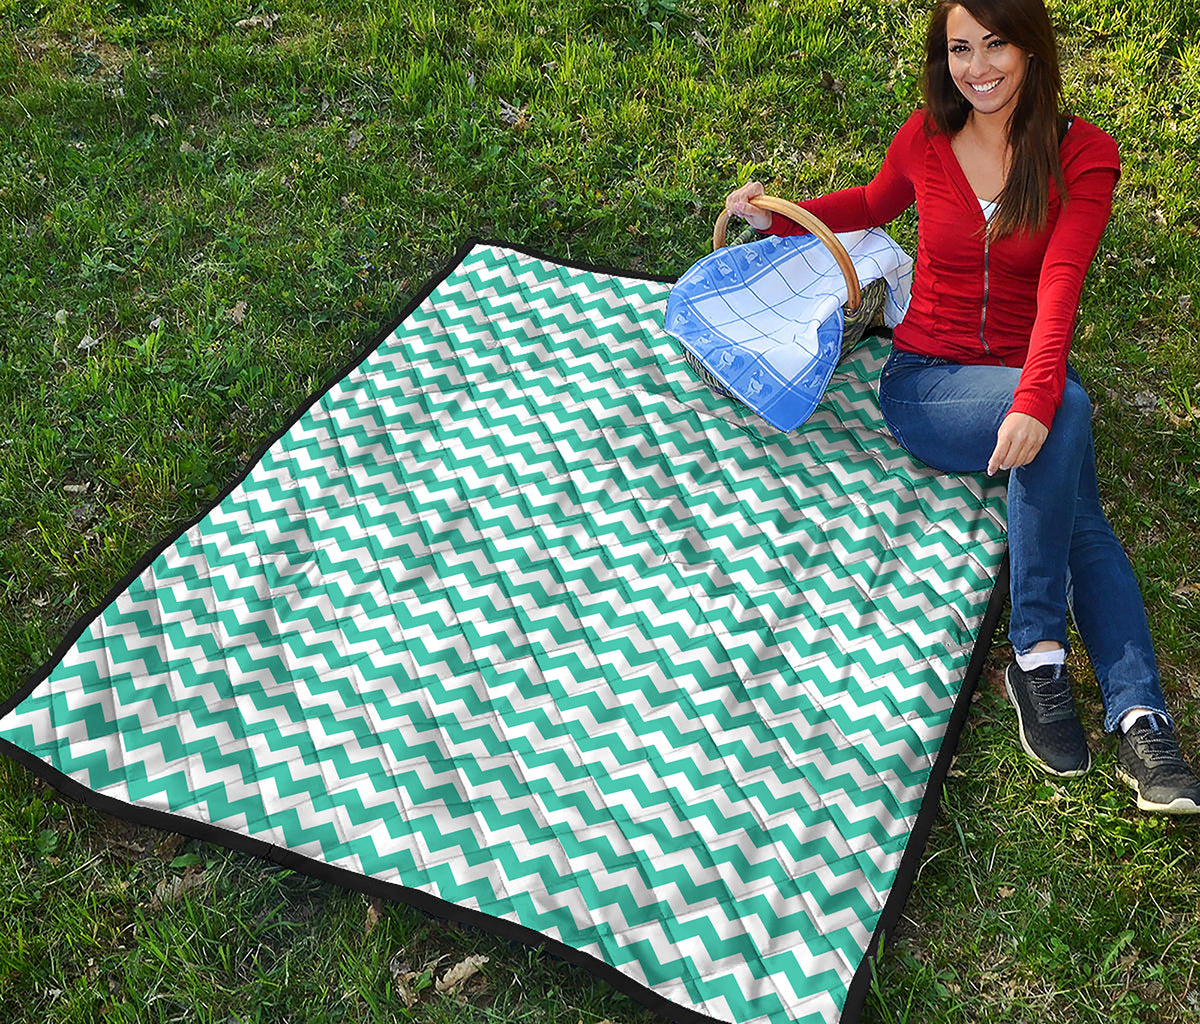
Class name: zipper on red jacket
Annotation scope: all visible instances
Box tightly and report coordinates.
[979,228,992,356]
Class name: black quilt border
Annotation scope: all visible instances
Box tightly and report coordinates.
[1,236,1008,1024]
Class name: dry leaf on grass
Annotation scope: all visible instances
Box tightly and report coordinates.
[236,12,279,30]
[436,953,489,994]
[393,973,420,1007]
[388,953,426,1008]
[151,867,207,908]
[365,895,384,935]
[1165,407,1200,429]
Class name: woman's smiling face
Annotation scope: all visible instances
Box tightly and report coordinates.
[945,5,1030,120]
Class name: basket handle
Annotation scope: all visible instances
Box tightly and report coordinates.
[713,195,862,312]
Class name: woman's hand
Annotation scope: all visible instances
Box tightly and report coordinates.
[725,181,773,232]
[987,412,1049,475]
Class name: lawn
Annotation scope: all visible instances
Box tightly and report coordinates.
[1,0,1199,1021]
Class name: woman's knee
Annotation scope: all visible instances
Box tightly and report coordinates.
[1060,379,1091,422]
[1047,380,1092,446]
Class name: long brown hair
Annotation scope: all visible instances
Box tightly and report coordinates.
[922,0,1069,239]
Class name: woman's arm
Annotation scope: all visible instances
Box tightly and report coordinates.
[1007,164,1119,428]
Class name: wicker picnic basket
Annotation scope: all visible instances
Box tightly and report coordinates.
[679,195,888,403]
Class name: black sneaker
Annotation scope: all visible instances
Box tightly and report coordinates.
[1116,716,1200,815]
[1004,662,1092,777]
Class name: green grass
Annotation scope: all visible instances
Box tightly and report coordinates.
[2,0,1199,1021]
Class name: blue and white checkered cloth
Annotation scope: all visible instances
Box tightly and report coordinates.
[665,229,914,431]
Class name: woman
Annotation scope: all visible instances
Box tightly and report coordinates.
[725,0,1199,814]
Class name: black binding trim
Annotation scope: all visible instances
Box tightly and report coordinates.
[1,237,1007,1024]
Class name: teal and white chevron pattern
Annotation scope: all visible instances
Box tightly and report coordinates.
[1,244,1007,1024]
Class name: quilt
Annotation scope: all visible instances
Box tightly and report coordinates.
[0,240,1008,1024]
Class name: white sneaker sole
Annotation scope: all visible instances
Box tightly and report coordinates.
[1004,666,1092,778]
[1115,765,1200,815]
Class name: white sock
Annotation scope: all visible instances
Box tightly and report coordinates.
[1120,709,1164,733]
[1015,648,1066,672]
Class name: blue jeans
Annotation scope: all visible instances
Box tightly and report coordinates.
[878,348,1169,733]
